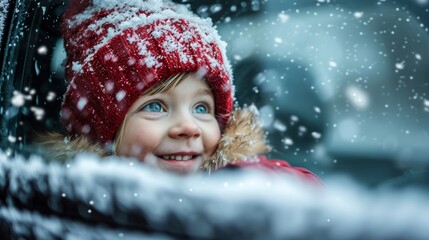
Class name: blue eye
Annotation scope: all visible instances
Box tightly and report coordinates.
[142,101,164,112]
[193,104,208,114]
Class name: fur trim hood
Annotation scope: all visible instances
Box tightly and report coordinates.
[36,107,269,172]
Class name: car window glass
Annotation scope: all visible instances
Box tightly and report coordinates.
[1,0,429,188]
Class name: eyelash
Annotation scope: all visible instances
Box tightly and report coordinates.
[139,100,214,114]
[140,100,166,112]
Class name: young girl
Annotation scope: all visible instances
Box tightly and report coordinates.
[40,0,320,183]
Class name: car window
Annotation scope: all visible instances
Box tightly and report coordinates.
[1,0,429,186]
[1,0,66,156]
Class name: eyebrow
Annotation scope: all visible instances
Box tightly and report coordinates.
[194,88,214,98]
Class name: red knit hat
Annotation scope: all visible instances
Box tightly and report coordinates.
[60,0,234,145]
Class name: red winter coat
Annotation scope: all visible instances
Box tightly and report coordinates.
[227,156,322,186]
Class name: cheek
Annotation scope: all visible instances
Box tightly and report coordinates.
[203,123,221,154]
[117,120,160,158]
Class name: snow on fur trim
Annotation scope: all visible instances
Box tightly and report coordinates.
[203,106,270,172]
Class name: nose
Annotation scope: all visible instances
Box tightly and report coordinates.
[169,115,202,139]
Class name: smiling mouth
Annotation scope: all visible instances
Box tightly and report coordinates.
[157,155,199,161]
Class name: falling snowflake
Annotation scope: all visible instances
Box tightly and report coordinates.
[77,97,88,110]
[415,54,422,60]
[274,120,287,132]
[46,92,56,101]
[31,106,45,120]
[395,61,405,70]
[116,90,126,102]
[11,92,25,107]
[37,45,48,55]
[329,61,337,68]
[283,137,294,146]
[278,12,290,23]
[274,37,283,43]
[345,85,369,109]
[424,99,429,112]
[314,106,321,113]
[210,4,222,13]
[8,135,16,143]
[312,132,322,139]
[291,115,299,122]
[299,126,307,133]
[353,12,364,18]
[105,81,115,93]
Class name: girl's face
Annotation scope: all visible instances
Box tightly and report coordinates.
[116,75,221,174]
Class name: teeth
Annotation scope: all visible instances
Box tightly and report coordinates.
[161,155,193,161]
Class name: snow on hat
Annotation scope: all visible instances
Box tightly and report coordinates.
[61,0,234,144]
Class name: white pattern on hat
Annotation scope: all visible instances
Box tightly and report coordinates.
[65,0,232,80]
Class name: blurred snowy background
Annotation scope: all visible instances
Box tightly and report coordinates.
[207,0,429,187]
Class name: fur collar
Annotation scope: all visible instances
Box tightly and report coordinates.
[36,107,269,172]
